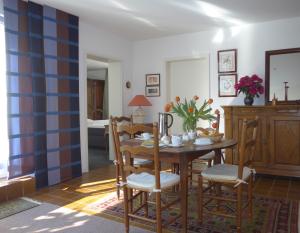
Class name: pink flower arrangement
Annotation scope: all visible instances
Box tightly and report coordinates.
[234,74,264,98]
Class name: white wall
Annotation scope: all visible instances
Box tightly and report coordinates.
[132,17,300,130]
[79,21,133,173]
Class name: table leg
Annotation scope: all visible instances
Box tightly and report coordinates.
[213,149,222,164]
[180,156,188,233]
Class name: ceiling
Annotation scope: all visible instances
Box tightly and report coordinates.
[32,0,300,40]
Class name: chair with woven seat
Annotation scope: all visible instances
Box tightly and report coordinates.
[188,111,221,183]
[112,122,181,233]
[197,117,258,233]
[110,115,153,199]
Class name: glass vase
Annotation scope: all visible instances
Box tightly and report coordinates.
[182,118,197,133]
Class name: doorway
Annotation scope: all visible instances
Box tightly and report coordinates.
[86,57,110,170]
[84,55,123,171]
[166,56,210,134]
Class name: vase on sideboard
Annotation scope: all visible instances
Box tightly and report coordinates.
[244,95,254,106]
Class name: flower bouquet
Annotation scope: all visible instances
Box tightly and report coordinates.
[165,96,215,133]
[234,74,264,106]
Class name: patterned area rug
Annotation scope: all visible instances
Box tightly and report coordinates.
[84,188,299,233]
[0,197,40,220]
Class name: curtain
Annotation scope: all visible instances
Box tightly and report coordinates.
[3,0,81,188]
[0,9,9,179]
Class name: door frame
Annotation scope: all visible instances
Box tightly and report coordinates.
[79,53,122,173]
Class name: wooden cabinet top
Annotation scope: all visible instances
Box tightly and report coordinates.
[222,105,300,116]
[222,105,300,109]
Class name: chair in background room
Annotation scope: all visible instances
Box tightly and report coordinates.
[110,115,153,199]
[113,122,181,233]
[197,117,258,233]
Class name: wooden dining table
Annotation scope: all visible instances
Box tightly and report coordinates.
[123,138,237,232]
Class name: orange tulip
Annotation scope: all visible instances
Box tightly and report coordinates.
[207,98,213,104]
[164,103,172,112]
[215,109,220,115]
[212,122,218,129]
[175,96,180,102]
[193,95,199,101]
[188,107,194,113]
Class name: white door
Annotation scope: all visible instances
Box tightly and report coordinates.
[167,57,210,134]
[108,62,122,160]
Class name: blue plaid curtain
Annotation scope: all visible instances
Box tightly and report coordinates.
[4,0,81,188]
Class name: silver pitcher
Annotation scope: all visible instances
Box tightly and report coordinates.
[158,112,173,137]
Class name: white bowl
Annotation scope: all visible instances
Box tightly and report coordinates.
[194,138,212,145]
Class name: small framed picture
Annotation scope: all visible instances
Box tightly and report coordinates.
[145,86,160,97]
[146,74,160,86]
[218,49,237,73]
[218,74,237,97]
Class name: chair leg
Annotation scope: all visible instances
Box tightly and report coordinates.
[189,162,193,186]
[139,191,143,206]
[172,163,180,192]
[123,187,130,233]
[236,185,242,233]
[216,183,221,211]
[116,164,120,199]
[156,192,162,233]
[143,192,148,217]
[198,175,203,223]
[129,189,133,213]
[248,173,253,220]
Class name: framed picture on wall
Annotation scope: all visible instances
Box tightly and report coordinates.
[218,74,237,97]
[145,85,160,97]
[218,49,237,73]
[146,74,160,86]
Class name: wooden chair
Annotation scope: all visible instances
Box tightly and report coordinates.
[113,122,181,233]
[197,117,258,233]
[188,112,221,183]
[110,115,153,199]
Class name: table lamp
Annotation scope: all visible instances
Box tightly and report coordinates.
[128,95,152,123]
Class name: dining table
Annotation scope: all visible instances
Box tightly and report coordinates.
[122,138,237,233]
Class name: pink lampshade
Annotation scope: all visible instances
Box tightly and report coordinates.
[128,95,152,106]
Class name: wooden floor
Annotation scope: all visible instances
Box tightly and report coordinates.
[29,164,300,215]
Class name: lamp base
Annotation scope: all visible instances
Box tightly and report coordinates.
[132,106,145,124]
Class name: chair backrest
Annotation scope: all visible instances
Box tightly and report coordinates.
[113,122,161,190]
[238,117,259,179]
[110,115,133,163]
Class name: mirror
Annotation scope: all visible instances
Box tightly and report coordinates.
[265,48,300,104]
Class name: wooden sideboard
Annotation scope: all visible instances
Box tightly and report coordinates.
[223,105,300,177]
